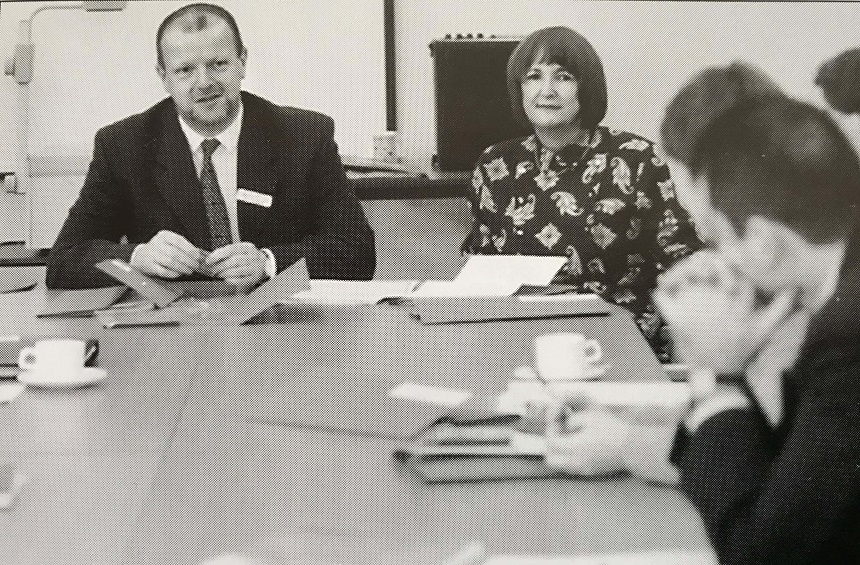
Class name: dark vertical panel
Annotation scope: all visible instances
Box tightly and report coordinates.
[384,0,396,131]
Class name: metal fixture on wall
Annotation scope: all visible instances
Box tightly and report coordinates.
[3,1,126,242]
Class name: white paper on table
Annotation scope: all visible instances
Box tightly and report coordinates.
[509,431,547,455]
[0,382,25,404]
[409,255,567,299]
[496,380,691,417]
[289,279,420,305]
[410,279,522,298]
[551,382,692,410]
[484,549,717,565]
[454,255,567,286]
[388,382,473,408]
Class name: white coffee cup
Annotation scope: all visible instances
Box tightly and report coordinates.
[534,332,603,381]
[18,338,86,381]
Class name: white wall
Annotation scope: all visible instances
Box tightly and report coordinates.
[395,1,860,169]
[4,1,860,245]
[0,0,385,169]
[6,1,860,172]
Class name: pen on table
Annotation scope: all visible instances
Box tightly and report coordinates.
[532,368,561,402]
[442,542,486,565]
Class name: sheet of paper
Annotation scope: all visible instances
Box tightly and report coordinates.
[410,279,522,298]
[509,431,547,456]
[484,550,717,565]
[0,382,25,404]
[454,255,567,286]
[409,255,567,298]
[497,381,691,418]
[388,382,473,408]
[551,381,691,410]
[290,279,420,305]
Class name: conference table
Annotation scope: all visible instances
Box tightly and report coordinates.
[0,274,712,565]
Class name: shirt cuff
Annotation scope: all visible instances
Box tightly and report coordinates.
[261,248,276,279]
[129,244,143,268]
[622,421,682,485]
[684,386,751,433]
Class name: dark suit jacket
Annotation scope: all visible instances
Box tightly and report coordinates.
[672,250,860,564]
[46,92,376,288]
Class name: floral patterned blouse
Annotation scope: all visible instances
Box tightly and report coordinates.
[462,126,702,361]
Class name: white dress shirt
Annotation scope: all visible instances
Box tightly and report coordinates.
[178,105,243,245]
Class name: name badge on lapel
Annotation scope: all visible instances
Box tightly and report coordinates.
[237,188,273,208]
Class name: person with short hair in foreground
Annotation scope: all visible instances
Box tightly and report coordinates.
[461,26,701,362]
[546,69,860,564]
[47,2,375,290]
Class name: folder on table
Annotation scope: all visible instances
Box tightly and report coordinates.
[393,419,559,483]
[95,258,310,327]
[410,293,611,324]
[38,286,130,318]
[94,259,247,306]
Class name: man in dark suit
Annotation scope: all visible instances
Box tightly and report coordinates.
[545,82,860,562]
[46,3,375,289]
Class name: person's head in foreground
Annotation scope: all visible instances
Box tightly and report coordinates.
[680,96,858,297]
[548,68,860,472]
[816,47,860,156]
[660,62,783,213]
[545,67,860,564]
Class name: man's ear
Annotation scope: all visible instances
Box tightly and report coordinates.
[743,215,796,271]
[239,47,248,78]
[156,64,166,84]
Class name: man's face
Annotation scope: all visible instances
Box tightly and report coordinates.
[158,18,246,137]
[685,175,799,293]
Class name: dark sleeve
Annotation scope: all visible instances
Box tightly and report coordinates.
[674,391,860,565]
[46,128,137,289]
[461,150,500,255]
[267,116,376,280]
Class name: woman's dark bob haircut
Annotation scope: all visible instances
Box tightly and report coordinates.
[507,26,608,131]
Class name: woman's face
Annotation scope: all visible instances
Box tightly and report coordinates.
[521,61,581,131]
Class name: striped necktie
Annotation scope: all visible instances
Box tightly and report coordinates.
[200,138,231,250]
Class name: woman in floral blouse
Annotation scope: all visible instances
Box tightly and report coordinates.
[462,26,702,360]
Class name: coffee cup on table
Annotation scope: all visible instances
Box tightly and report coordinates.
[18,338,86,382]
[533,332,603,381]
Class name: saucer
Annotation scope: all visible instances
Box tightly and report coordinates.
[17,367,107,389]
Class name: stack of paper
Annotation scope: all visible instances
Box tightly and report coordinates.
[412,255,568,298]
[286,255,569,305]
[290,279,420,305]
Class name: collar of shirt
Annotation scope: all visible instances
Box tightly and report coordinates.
[528,127,603,170]
[178,103,244,159]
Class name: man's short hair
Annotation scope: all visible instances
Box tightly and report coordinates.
[689,96,860,244]
[507,26,607,131]
[156,3,244,69]
[816,48,860,115]
[661,62,782,166]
